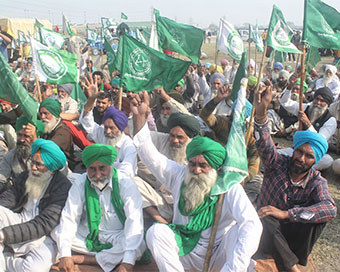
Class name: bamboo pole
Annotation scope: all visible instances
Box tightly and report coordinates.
[248,41,251,63]
[118,87,123,110]
[246,44,268,146]
[298,45,306,131]
[295,54,301,72]
[214,50,219,72]
[35,75,42,103]
[255,48,258,75]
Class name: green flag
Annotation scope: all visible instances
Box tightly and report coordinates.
[230,51,247,101]
[87,26,98,42]
[121,12,128,20]
[63,14,75,36]
[39,26,66,49]
[249,24,255,42]
[303,0,340,50]
[274,51,285,63]
[18,30,28,43]
[104,37,116,75]
[70,84,87,112]
[35,19,44,28]
[31,38,78,84]
[266,5,301,54]
[153,8,160,16]
[101,17,116,28]
[211,78,248,196]
[118,33,191,92]
[255,24,264,52]
[156,14,205,64]
[305,45,321,72]
[136,29,147,45]
[0,53,38,125]
[102,27,113,41]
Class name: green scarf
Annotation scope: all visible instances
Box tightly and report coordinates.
[167,182,218,256]
[84,168,126,252]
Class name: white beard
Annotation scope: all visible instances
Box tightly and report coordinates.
[25,169,53,200]
[42,116,59,134]
[160,113,170,127]
[308,104,328,124]
[105,130,122,146]
[168,138,191,164]
[87,169,112,191]
[323,75,333,87]
[210,87,218,99]
[58,96,70,112]
[272,71,280,81]
[182,167,218,213]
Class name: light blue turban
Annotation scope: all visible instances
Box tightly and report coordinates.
[31,139,66,171]
[293,131,328,164]
[232,99,253,118]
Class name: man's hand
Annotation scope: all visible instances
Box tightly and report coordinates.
[113,263,133,272]
[59,257,77,272]
[22,123,37,142]
[258,205,289,220]
[84,74,98,99]
[254,80,273,123]
[298,110,312,128]
[214,85,231,104]
[131,91,150,135]
[287,73,300,90]
[153,87,169,101]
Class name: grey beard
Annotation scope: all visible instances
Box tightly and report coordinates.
[168,139,191,164]
[25,169,52,200]
[323,75,333,87]
[58,96,70,112]
[87,169,111,190]
[43,116,59,134]
[160,114,169,127]
[182,167,217,213]
[16,143,32,161]
[308,104,328,124]
[272,71,280,81]
[105,130,122,146]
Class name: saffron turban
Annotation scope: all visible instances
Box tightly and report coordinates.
[16,116,45,137]
[293,131,328,164]
[82,144,118,168]
[186,136,226,170]
[31,139,66,171]
[39,98,61,117]
[167,112,200,138]
[102,106,128,131]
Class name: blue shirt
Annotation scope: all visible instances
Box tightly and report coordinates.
[0,37,9,62]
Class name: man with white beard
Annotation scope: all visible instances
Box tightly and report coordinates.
[132,92,262,272]
[135,112,201,224]
[314,64,340,100]
[271,62,284,84]
[57,84,79,121]
[246,59,256,77]
[0,116,45,189]
[80,77,136,177]
[0,138,70,272]
[279,74,336,170]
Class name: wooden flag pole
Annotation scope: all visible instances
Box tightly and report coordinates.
[255,48,258,75]
[295,53,301,72]
[118,87,123,110]
[35,75,42,103]
[246,44,268,146]
[298,45,306,131]
[214,50,219,72]
[248,40,251,63]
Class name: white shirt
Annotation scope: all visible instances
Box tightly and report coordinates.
[279,88,336,140]
[213,98,233,117]
[53,172,144,266]
[80,109,137,177]
[133,123,262,271]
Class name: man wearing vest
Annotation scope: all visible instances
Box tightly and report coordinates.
[53,144,145,272]
[279,73,336,170]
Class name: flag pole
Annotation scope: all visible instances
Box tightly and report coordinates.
[298,45,306,130]
[118,87,123,110]
[35,75,42,103]
[295,53,301,71]
[248,40,251,63]
[214,50,219,72]
[246,44,268,146]
[255,48,258,75]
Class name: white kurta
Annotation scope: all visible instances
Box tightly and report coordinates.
[79,109,137,177]
[134,123,262,271]
[53,172,145,272]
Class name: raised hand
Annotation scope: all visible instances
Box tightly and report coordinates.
[254,80,273,123]
[214,85,231,104]
[84,74,98,99]
[131,91,150,135]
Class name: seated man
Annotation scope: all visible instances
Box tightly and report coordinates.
[80,78,136,177]
[53,144,145,272]
[0,139,70,271]
[0,116,44,189]
[254,84,337,272]
[57,84,79,121]
[132,92,262,271]
[314,64,340,100]
[279,74,336,170]
[92,91,112,125]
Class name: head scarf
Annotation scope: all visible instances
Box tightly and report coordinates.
[82,144,118,168]
[209,73,226,85]
[279,69,290,80]
[177,79,185,88]
[231,99,253,118]
[57,84,73,95]
[246,59,256,69]
[273,62,283,70]
[186,136,226,170]
[102,106,128,131]
[293,131,328,164]
[16,116,45,137]
[248,76,258,87]
[39,98,61,117]
[220,59,229,66]
[295,79,308,92]
[167,112,200,138]
[31,139,66,171]
[314,87,334,105]
[284,65,294,73]
[160,91,185,106]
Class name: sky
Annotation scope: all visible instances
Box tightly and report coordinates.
[1,0,340,28]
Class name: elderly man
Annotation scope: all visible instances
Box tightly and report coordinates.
[271,62,284,84]
[253,83,337,272]
[279,74,336,170]
[0,116,44,189]
[314,64,340,100]
[135,112,201,224]
[57,84,79,121]
[132,92,262,271]
[53,144,145,272]
[0,139,70,271]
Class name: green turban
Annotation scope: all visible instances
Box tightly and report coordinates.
[16,116,45,137]
[39,98,61,117]
[186,136,226,170]
[82,144,118,168]
[167,112,200,138]
[248,76,258,87]
[296,79,308,93]
[31,139,66,171]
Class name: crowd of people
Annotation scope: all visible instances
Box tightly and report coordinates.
[0,26,338,272]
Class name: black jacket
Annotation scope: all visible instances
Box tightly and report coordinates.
[0,171,71,245]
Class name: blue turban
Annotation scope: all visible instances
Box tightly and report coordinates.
[273,62,283,70]
[293,131,328,164]
[31,139,66,171]
[232,99,253,118]
[209,73,226,85]
[102,106,128,131]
